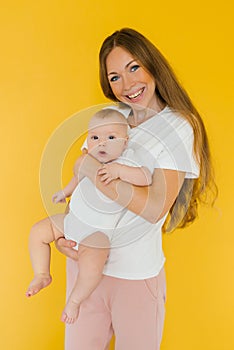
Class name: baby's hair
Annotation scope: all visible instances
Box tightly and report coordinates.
[89,108,128,132]
[92,108,128,123]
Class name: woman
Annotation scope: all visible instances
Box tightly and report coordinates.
[56,28,217,350]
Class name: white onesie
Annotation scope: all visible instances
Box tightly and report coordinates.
[64,146,155,249]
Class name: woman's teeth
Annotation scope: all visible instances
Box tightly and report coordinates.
[128,88,144,99]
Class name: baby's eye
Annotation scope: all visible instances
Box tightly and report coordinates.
[110,75,119,82]
[108,135,115,140]
[91,135,98,140]
[130,64,140,72]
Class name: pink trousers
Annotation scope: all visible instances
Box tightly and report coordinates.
[65,259,166,350]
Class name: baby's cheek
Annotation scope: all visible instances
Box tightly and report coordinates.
[88,144,97,155]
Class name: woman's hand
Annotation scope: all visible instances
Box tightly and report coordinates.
[55,237,79,261]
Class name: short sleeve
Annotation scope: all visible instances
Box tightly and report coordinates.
[129,108,200,179]
[154,121,200,178]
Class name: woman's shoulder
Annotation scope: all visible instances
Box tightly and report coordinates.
[157,106,194,136]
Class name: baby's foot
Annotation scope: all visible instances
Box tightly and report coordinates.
[61,300,80,324]
[26,274,52,297]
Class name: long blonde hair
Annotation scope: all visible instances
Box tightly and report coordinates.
[99,28,217,232]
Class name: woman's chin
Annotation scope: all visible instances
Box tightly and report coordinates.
[124,100,146,110]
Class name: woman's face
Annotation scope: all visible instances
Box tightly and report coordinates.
[106,46,157,111]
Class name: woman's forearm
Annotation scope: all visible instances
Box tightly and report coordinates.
[80,154,185,223]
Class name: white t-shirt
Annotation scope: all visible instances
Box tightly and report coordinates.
[98,105,199,280]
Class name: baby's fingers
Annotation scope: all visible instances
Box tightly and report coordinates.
[98,164,109,173]
[104,177,112,185]
[102,175,114,185]
[59,198,67,203]
[100,174,111,182]
[98,168,107,175]
[52,196,59,203]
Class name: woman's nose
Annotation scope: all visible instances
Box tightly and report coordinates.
[122,74,135,92]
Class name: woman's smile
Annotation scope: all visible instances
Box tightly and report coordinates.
[126,87,145,101]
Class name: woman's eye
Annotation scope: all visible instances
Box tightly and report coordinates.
[130,64,140,72]
[110,75,119,82]
[108,135,115,140]
[91,135,98,140]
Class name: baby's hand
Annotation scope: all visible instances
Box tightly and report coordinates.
[52,190,66,203]
[98,163,121,184]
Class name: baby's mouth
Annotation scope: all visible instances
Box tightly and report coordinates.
[126,87,144,100]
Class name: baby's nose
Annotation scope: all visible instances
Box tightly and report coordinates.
[98,139,106,146]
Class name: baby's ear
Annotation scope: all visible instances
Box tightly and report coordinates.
[124,136,129,148]
[82,148,88,154]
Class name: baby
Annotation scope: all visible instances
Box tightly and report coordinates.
[26,108,152,324]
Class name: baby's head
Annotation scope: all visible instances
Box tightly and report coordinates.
[87,108,129,163]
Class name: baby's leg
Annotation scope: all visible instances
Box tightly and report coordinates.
[61,232,110,324]
[26,214,65,297]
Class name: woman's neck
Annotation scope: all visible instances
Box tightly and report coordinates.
[128,97,166,128]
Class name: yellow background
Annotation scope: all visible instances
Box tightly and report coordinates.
[0,1,233,349]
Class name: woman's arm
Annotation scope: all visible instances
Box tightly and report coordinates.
[80,154,185,224]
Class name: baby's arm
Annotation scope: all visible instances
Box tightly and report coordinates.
[61,232,110,324]
[52,176,78,203]
[98,163,152,186]
[52,154,87,203]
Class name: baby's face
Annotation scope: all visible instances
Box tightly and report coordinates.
[87,121,128,163]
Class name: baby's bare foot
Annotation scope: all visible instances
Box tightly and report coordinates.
[26,274,52,297]
[61,300,80,324]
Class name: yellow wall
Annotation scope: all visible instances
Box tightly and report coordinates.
[1,1,233,349]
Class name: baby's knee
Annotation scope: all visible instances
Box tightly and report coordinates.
[30,220,45,235]
[29,218,52,240]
